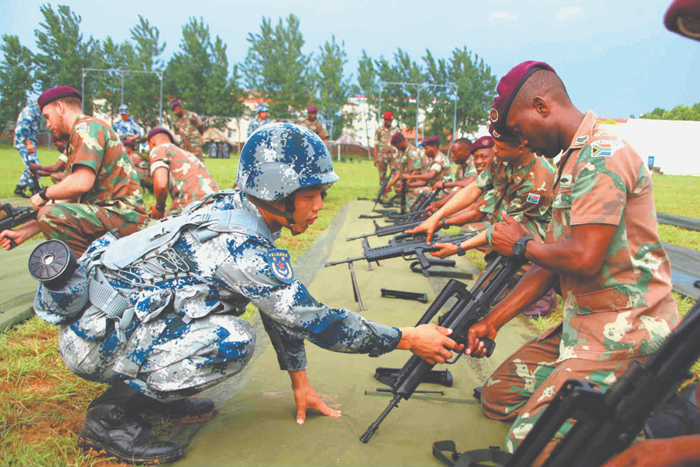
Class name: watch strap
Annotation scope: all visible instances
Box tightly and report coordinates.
[457,244,466,256]
[39,187,50,201]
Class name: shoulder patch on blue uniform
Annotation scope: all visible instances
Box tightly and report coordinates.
[267,249,294,284]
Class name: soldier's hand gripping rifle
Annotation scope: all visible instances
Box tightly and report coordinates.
[326,232,475,276]
[0,203,38,250]
[505,298,700,467]
[347,216,447,242]
[359,255,526,443]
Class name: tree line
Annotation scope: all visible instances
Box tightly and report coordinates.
[0,4,497,142]
[641,103,700,121]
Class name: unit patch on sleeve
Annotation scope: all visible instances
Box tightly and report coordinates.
[526,193,541,204]
[267,249,294,284]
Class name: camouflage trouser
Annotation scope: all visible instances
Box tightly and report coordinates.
[460,221,492,235]
[37,203,145,256]
[377,160,389,194]
[16,146,41,188]
[481,328,644,453]
[50,171,67,184]
[59,312,256,401]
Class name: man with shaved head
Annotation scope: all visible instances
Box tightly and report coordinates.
[461,61,678,461]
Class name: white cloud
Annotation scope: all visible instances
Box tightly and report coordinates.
[489,11,518,23]
[556,6,583,21]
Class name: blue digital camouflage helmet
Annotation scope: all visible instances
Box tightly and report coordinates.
[256,103,269,113]
[236,123,339,202]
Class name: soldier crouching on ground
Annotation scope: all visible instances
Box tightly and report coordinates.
[0,86,148,256]
[146,127,219,219]
[31,123,462,465]
[29,134,69,184]
[123,140,152,192]
[465,62,678,464]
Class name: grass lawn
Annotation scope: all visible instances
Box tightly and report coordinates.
[0,143,697,466]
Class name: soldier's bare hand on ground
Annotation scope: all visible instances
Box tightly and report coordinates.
[289,370,342,425]
[430,242,458,259]
[491,211,527,256]
[466,320,498,358]
[399,324,464,365]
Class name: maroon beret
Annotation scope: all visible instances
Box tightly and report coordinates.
[490,61,556,133]
[472,136,495,150]
[665,0,700,40]
[170,100,182,110]
[390,132,406,145]
[123,140,136,150]
[488,124,519,144]
[38,86,82,110]
[147,127,174,143]
[307,105,318,113]
[383,111,394,120]
[422,136,440,147]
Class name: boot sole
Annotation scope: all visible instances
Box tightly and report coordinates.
[78,436,184,465]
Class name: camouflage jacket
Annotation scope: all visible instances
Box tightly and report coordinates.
[425,151,453,185]
[476,151,555,243]
[451,158,479,194]
[34,191,401,373]
[149,143,220,214]
[247,117,272,137]
[14,103,42,148]
[374,125,398,163]
[298,118,328,140]
[112,117,143,140]
[66,114,147,225]
[128,152,149,171]
[396,144,423,174]
[541,111,678,362]
[176,111,204,151]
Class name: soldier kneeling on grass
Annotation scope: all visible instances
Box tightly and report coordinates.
[30,123,463,465]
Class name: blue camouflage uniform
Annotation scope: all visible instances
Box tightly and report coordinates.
[35,190,401,401]
[247,117,271,137]
[14,103,42,189]
[112,117,143,142]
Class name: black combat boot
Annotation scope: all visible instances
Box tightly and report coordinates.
[78,382,183,465]
[146,396,218,424]
[13,185,29,198]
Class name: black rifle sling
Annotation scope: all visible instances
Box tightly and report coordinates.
[433,440,512,467]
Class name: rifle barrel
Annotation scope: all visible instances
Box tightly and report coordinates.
[359,394,401,443]
[324,256,366,267]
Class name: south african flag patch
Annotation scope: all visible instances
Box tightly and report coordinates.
[526,193,541,204]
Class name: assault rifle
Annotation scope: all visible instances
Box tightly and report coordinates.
[505,298,700,467]
[372,170,397,212]
[385,188,442,224]
[359,255,526,443]
[346,217,444,242]
[0,203,37,249]
[325,232,475,276]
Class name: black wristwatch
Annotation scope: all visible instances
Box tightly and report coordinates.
[38,187,50,202]
[513,238,532,258]
[456,243,466,256]
[155,204,165,212]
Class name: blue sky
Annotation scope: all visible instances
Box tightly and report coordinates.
[1,0,698,118]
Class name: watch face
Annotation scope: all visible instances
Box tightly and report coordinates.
[513,239,528,256]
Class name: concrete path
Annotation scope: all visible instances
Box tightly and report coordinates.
[176,201,538,467]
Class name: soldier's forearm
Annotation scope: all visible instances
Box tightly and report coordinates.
[433,183,482,223]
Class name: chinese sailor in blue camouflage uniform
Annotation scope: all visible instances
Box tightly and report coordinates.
[32,123,461,465]
[112,104,143,143]
[14,101,43,198]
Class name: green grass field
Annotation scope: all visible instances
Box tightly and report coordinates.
[0,143,697,466]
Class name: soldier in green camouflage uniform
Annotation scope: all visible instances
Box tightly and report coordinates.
[374,111,398,194]
[171,100,205,162]
[384,132,423,202]
[146,128,220,218]
[0,86,147,256]
[298,106,328,144]
[467,62,679,455]
[403,136,452,205]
